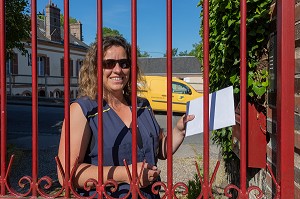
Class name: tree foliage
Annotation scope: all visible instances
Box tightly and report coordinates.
[163,47,200,57]
[163,48,178,57]
[6,0,31,58]
[201,0,271,100]
[163,48,192,57]
[137,47,150,57]
[60,14,78,26]
[189,42,202,59]
[198,0,272,160]
[93,28,150,57]
[103,27,123,37]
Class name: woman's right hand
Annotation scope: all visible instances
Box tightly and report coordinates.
[128,162,161,188]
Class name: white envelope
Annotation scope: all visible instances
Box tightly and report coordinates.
[185,86,236,136]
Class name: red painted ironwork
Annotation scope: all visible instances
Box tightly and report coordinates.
[31,0,38,196]
[195,160,220,198]
[239,0,247,198]
[63,0,71,198]
[202,0,210,198]
[266,163,280,199]
[5,155,32,197]
[223,1,273,198]
[232,103,267,168]
[276,0,295,198]
[131,0,139,198]
[0,0,7,195]
[0,0,296,198]
[166,0,174,198]
[96,0,104,198]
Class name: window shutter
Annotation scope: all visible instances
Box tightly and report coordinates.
[13,53,18,74]
[61,58,73,76]
[60,58,64,76]
[70,60,73,77]
[45,57,50,75]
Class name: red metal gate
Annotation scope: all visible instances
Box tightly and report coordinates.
[0,0,295,198]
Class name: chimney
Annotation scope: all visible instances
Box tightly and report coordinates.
[45,3,61,42]
[70,21,83,41]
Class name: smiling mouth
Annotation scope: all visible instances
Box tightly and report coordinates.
[111,77,123,81]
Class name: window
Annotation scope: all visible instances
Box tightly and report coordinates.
[61,58,74,76]
[37,56,50,76]
[38,56,45,76]
[75,59,83,77]
[172,82,191,94]
[6,53,18,75]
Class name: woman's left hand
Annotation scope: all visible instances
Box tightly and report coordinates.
[175,114,195,135]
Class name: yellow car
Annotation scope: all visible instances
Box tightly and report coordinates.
[138,76,203,113]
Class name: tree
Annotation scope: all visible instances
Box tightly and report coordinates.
[163,48,178,57]
[60,14,78,26]
[137,47,150,57]
[163,48,198,57]
[189,42,202,59]
[5,0,31,58]
[92,27,123,45]
[178,50,190,56]
[103,27,123,37]
[93,28,150,57]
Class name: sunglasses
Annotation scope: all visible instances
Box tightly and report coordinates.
[103,59,131,69]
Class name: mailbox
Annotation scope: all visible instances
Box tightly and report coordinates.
[232,102,267,168]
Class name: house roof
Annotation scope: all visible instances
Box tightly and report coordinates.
[138,56,202,75]
[36,19,89,49]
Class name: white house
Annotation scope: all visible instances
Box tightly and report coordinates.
[6,2,203,99]
[7,2,89,98]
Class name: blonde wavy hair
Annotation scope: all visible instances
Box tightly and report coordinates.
[78,36,145,100]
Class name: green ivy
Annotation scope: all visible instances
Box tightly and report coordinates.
[198,0,272,161]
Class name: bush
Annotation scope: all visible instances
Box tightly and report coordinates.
[187,173,201,199]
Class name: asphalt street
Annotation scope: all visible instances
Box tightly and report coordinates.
[7,104,206,151]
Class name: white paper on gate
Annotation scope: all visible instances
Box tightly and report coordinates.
[185,86,236,136]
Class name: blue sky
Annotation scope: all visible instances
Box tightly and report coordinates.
[37,0,202,57]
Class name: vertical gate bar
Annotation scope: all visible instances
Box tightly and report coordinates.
[239,0,247,198]
[63,0,71,197]
[166,0,173,198]
[131,0,138,198]
[0,0,6,195]
[276,0,295,198]
[96,0,104,198]
[202,0,210,197]
[31,0,38,196]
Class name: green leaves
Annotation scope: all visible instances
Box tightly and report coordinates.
[199,0,272,161]
[6,0,31,57]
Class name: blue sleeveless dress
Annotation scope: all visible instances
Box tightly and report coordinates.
[75,96,161,198]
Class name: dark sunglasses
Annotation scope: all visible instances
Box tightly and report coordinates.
[103,59,131,69]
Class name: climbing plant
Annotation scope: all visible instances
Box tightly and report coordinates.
[198,0,272,161]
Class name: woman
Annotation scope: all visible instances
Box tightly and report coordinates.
[57,36,195,198]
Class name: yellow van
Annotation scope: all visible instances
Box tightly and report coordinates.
[138,76,203,113]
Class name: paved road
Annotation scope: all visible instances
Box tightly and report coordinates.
[7,104,205,150]
[7,103,214,163]
[7,104,64,138]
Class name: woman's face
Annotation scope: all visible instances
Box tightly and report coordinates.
[103,45,130,95]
